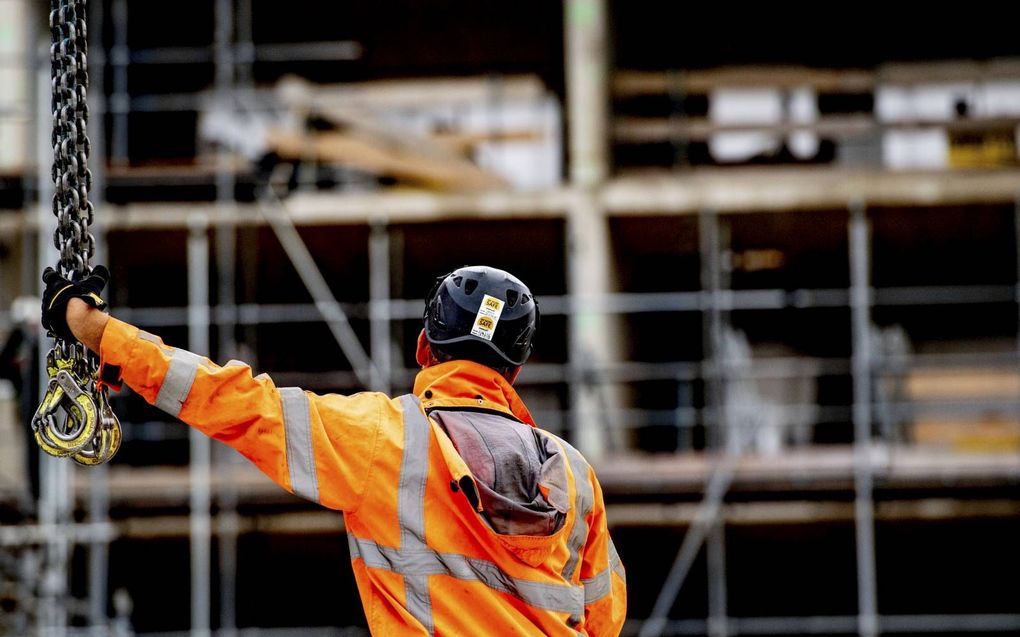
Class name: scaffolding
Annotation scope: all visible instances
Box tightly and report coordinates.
[0,0,1019,635]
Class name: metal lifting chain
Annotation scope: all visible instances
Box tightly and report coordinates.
[31,0,121,466]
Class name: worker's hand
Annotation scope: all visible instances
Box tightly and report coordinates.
[41,266,110,341]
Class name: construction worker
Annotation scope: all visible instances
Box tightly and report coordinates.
[42,264,627,636]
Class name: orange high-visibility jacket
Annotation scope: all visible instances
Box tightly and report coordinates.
[100,317,627,636]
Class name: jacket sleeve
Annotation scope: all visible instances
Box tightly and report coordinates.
[578,469,627,636]
[99,317,384,513]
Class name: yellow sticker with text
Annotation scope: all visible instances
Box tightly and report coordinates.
[471,294,505,341]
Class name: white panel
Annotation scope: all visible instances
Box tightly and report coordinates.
[0,67,26,107]
[709,88,782,162]
[876,83,977,122]
[787,86,819,160]
[978,81,1020,117]
[470,98,561,190]
[882,129,949,170]
[0,0,27,57]
[0,117,28,169]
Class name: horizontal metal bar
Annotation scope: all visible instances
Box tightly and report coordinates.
[874,285,1016,306]
[127,41,361,65]
[251,41,363,62]
[0,523,117,547]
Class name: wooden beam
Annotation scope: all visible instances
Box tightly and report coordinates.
[3,168,1019,233]
[614,67,874,97]
[267,127,505,189]
[613,59,1020,97]
[603,168,1020,214]
[266,128,507,191]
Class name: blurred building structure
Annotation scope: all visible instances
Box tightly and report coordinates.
[0,1,1019,635]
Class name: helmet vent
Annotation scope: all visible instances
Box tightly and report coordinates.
[505,290,519,307]
[464,279,479,295]
[452,276,463,288]
[521,294,531,305]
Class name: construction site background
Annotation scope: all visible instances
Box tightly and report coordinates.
[1,1,1018,635]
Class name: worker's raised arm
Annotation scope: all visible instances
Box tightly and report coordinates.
[94,314,384,513]
[48,270,384,512]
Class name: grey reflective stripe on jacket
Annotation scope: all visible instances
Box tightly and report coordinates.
[582,540,625,605]
[346,394,587,634]
[280,387,319,503]
[559,440,595,583]
[396,394,434,634]
[153,349,205,417]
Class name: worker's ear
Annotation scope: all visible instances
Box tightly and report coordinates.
[416,330,431,368]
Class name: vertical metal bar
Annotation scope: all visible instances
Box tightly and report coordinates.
[849,201,878,637]
[212,4,239,635]
[235,0,255,89]
[700,208,729,637]
[87,1,111,631]
[1013,193,1020,442]
[565,0,608,186]
[37,52,69,637]
[1014,194,1020,366]
[110,0,129,165]
[86,463,110,636]
[216,443,239,637]
[187,215,212,637]
[707,521,729,637]
[699,208,724,449]
[369,222,393,395]
[564,0,617,458]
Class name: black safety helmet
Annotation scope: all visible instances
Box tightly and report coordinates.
[424,266,539,368]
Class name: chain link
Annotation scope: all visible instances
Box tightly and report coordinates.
[50,0,95,280]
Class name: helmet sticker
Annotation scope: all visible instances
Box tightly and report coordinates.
[470,294,505,341]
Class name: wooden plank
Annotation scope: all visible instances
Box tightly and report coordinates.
[906,368,1020,399]
[603,167,1020,214]
[614,67,874,96]
[614,114,874,143]
[266,128,507,191]
[3,167,1020,232]
[912,420,1020,453]
[431,129,544,152]
[880,59,1020,84]
[614,59,1020,97]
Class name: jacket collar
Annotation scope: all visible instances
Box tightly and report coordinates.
[412,360,536,426]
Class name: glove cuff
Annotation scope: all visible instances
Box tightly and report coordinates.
[79,291,109,311]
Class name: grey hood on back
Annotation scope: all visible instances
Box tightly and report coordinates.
[429,409,569,537]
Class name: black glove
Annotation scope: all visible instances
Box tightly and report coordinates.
[41,265,110,341]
